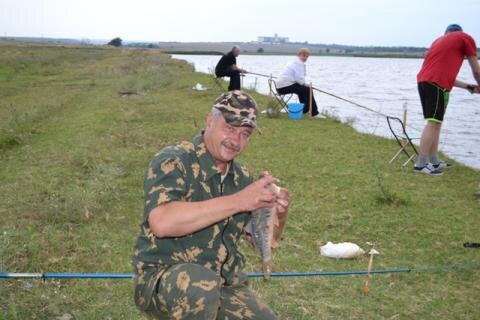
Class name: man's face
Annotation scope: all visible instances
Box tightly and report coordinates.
[298,53,309,63]
[232,48,241,57]
[204,112,253,164]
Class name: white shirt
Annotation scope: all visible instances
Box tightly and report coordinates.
[220,163,230,183]
[276,58,307,88]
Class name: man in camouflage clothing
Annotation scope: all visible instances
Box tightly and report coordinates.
[132,90,290,319]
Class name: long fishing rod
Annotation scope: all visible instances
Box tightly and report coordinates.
[243,71,388,117]
[243,71,276,78]
[312,86,390,118]
[244,72,407,120]
[245,70,419,133]
[2,262,479,279]
[312,86,423,134]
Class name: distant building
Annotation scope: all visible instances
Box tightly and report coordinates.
[258,33,289,44]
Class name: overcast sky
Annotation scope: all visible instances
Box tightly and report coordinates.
[1,0,479,47]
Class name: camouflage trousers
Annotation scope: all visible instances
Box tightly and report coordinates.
[134,263,277,320]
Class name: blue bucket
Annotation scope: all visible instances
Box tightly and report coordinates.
[287,103,304,120]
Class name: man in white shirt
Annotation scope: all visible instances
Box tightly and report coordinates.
[276,48,319,117]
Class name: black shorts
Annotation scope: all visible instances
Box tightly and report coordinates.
[418,82,450,123]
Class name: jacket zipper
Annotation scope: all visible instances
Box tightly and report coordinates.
[219,179,231,283]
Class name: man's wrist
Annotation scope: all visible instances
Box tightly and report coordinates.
[227,193,245,213]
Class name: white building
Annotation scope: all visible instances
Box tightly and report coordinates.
[258,33,289,44]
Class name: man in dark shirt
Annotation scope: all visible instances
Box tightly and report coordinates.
[215,46,247,90]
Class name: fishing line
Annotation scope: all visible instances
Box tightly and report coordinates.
[312,87,391,118]
[243,71,421,133]
[243,71,385,116]
[313,86,422,131]
[2,262,479,280]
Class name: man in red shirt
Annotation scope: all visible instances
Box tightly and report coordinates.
[415,24,480,176]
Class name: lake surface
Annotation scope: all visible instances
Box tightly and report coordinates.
[173,54,480,169]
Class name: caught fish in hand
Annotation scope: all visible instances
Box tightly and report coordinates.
[249,180,281,279]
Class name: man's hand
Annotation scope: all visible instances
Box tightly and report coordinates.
[454,80,479,93]
[275,187,289,217]
[234,175,279,212]
[232,65,247,73]
[466,85,480,94]
[271,186,290,248]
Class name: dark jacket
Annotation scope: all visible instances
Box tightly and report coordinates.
[215,51,236,77]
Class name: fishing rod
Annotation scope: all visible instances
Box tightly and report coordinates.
[312,86,390,119]
[2,262,479,280]
[243,71,276,78]
[244,72,409,121]
[244,70,420,134]
[312,86,423,134]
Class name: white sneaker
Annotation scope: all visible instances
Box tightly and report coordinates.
[432,161,453,170]
[313,114,326,119]
[413,163,443,176]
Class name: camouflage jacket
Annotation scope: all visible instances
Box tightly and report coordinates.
[132,134,253,286]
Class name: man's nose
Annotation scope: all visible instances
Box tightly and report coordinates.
[230,132,241,145]
[226,130,241,145]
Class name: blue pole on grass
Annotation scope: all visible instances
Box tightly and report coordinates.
[1,263,478,279]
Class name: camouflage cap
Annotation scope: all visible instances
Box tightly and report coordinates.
[213,90,258,128]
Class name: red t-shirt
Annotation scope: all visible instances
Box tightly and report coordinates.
[417,31,477,90]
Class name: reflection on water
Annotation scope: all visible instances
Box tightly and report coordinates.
[173,54,479,169]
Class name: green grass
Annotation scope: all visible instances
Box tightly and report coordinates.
[1,41,479,320]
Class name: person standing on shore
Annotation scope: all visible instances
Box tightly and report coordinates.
[276,48,321,117]
[215,46,247,90]
[414,24,480,176]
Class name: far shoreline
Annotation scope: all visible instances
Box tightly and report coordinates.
[166,50,425,59]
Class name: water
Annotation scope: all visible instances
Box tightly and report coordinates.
[173,54,480,169]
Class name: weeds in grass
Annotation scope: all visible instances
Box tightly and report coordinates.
[372,161,407,206]
[0,104,36,150]
[345,116,357,126]
[246,77,259,91]
[0,103,60,151]
[265,98,281,118]
[320,108,342,123]
[208,67,226,93]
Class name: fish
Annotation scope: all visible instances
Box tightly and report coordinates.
[250,181,281,279]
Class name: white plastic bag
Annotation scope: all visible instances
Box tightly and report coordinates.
[192,83,207,91]
[320,241,365,259]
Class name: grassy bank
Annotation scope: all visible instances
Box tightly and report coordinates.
[1,42,479,320]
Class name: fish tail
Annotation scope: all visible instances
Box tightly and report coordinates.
[262,259,273,279]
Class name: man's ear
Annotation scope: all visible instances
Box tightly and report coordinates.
[206,112,213,129]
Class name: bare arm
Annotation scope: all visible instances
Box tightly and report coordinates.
[149,176,279,238]
[467,56,480,85]
[454,79,474,90]
[453,56,480,92]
